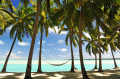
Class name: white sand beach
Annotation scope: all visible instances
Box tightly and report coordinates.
[0,69,120,79]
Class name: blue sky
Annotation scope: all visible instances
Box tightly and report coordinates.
[0,0,119,60]
[0,26,78,60]
[0,26,119,60]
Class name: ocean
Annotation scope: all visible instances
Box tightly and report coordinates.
[0,59,119,72]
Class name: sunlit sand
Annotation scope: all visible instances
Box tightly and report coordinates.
[0,69,120,79]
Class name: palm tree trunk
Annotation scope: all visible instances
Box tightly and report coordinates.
[24,0,41,79]
[79,2,89,78]
[2,33,17,72]
[37,28,43,73]
[70,35,75,72]
[63,0,67,6]
[111,50,118,68]
[94,54,97,69]
[98,53,102,72]
[46,0,50,12]
[78,36,89,79]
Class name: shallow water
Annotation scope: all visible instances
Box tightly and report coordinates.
[0,60,119,72]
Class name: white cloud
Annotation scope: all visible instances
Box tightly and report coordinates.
[57,54,70,59]
[59,48,68,52]
[99,27,103,32]
[83,32,91,39]
[58,40,64,44]
[38,42,40,45]
[4,52,22,59]
[17,51,23,54]
[60,31,67,35]
[7,25,13,31]
[18,41,29,46]
[49,27,67,35]
[0,40,4,45]
[49,27,55,33]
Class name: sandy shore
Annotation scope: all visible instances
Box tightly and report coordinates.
[0,69,120,79]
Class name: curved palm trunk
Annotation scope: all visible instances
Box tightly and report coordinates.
[37,29,43,73]
[78,37,89,79]
[94,54,97,69]
[79,3,89,79]
[111,50,118,68]
[98,53,102,72]
[2,33,17,72]
[70,35,75,72]
[24,0,41,79]
[79,37,89,79]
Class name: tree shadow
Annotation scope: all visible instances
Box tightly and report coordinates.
[32,72,82,79]
[0,70,120,79]
[0,76,17,79]
[89,73,120,79]
[0,73,24,79]
[32,70,120,79]
[88,70,120,79]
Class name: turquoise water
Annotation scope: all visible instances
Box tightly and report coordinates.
[0,64,118,72]
[0,60,119,72]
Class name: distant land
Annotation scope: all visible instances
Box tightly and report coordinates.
[64,58,120,60]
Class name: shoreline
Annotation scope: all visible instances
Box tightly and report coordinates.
[0,59,120,64]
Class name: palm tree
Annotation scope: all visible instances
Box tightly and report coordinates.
[105,27,119,69]
[77,0,108,77]
[94,54,97,69]
[98,51,102,72]
[107,32,118,69]
[55,0,79,72]
[84,25,107,72]
[83,27,105,72]
[2,32,17,72]
[51,0,92,74]
[59,26,78,72]
[94,27,106,72]
[84,32,98,70]
[111,49,118,68]
[86,0,120,71]
[24,0,42,79]
[37,25,43,73]
[77,0,90,78]
[97,29,108,72]
[102,1,120,69]
[97,31,103,72]
[0,3,34,72]
[69,31,76,72]
[37,0,55,72]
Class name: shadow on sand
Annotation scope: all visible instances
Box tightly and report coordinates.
[0,70,120,79]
